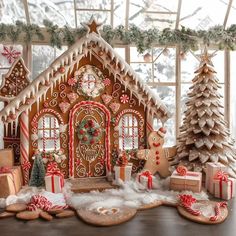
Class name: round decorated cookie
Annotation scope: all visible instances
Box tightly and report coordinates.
[177,200,228,224]
[16,211,40,221]
[6,203,27,213]
[138,200,163,210]
[77,207,137,226]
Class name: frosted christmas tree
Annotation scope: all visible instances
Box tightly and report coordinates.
[29,151,46,187]
[175,47,236,176]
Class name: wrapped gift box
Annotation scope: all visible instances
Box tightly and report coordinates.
[0,166,23,198]
[214,177,236,200]
[114,163,132,182]
[45,165,64,193]
[137,171,156,189]
[206,162,227,194]
[170,170,202,193]
[0,149,14,167]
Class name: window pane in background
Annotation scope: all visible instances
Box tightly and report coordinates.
[129,0,177,30]
[32,45,67,79]
[180,0,228,30]
[76,0,111,10]
[152,86,176,146]
[130,47,147,62]
[114,47,125,59]
[230,51,236,139]
[0,44,23,85]
[153,48,176,82]
[131,63,152,82]
[211,50,224,83]
[0,0,26,24]
[28,0,75,27]
[226,1,236,27]
[114,0,126,27]
[181,51,199,82]
[76,11,110,25]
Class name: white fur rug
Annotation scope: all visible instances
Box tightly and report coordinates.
[0,177,209,211]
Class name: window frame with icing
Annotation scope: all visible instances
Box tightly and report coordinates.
[118,113,139,151]
[37,114,60,152]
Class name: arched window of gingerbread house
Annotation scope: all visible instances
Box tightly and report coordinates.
[118,114,138,150]
[38,115,60,152]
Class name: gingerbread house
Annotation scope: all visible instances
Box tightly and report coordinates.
[0,18,171,184]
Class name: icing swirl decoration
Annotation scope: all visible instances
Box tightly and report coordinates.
[77,119,103,145]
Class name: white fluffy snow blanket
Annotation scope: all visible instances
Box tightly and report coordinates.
[0,177,208,211]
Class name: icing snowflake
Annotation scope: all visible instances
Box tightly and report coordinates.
[103,78,111,86]
[1,46,21,64]
[120,94,129,104]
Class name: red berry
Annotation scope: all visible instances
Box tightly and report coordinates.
[156,151,159,154]
[84,124,89,128]
[79,129,84,134]
[90,139,95,144]
[156,161,160,165]
[156,156,160,160]
[83,136,88,141]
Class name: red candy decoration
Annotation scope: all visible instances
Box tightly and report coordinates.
[176,165,187,176]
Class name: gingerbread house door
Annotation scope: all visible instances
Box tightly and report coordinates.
[69,101,111,178]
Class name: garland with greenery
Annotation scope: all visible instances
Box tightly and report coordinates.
[0,20,236,53]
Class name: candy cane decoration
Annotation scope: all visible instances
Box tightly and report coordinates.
[53,117,57,150]
[210,202,227,221]
[181,204,201,216]
[42,116,46,152]
[122,115,125,150]
[27,195,68,211]
[132,114,135,149]
[20,111,31,185]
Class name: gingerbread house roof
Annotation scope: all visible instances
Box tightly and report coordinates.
[0,57,30,102]
[0,18,171,124]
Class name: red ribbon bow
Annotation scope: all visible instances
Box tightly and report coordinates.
[139,171,153,189]
[214,170,229,182]
[179,194,197,207]
[22,161,31,171]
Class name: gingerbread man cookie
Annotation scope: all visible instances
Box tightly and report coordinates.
[137,127,176,177]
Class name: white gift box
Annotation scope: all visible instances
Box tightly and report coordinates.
[137,172,157,190]
[214,177,236,200]
[114,163,132,182]
[206,163,227,194]
[45,174,64,194]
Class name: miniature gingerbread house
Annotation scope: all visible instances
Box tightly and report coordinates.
[0,18,171,184]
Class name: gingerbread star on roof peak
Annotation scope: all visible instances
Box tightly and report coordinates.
[81,16,102,36]
[196,46,216,68]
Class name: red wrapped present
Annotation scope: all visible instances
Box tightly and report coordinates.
[206,162,227,194]
[0,166,23,198]
[138,171,155,189]
[170,167,202,193]
[45,162,64,193]
[213,170,235,200]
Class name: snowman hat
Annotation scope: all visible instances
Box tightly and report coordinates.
[157,127,166,138]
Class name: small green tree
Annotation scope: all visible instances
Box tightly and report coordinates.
[29,153,46,187]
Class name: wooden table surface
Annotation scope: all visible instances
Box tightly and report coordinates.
[0,199,235,236]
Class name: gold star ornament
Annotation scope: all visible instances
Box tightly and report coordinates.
[81,16,102,36]
[196,46,217,67]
